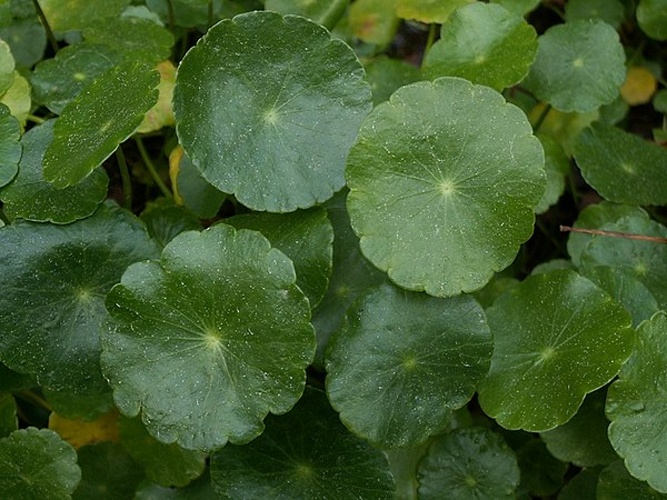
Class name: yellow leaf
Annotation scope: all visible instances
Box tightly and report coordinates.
[396,0,474,23]
[168,145,184,205]
[137,60,176,134]
[621,66,657,106]
[49,410,119,449]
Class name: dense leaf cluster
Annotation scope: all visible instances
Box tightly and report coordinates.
[0,0,666,498]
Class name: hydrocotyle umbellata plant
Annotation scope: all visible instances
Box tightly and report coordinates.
[0,0,666,498]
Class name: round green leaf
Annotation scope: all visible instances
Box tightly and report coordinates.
[364,56,421,106]
[478,270,634,432]
[326,283,492,448]
[102,224,315,450]
[225,208,333,308]
[396,0,473,23]
[0,38,14,95]
[0,203,160,394]
[43,389,115,421]
[40,0,131,31]
[422,3,537,91]
[559,468,601,500]
[0,428,81,499]
[0,102,19,188]
[637,0,667,40]
[30,43,118,115]
[0,19,46,69]
[0,120,109,224]
[574,124,667,205]
[173,149,225,219]
[346,77,545,297]
[417,427,520,500]
[597,461,666,499]
[579,215,667,309]
[0,70,29,124]
[606,312,667,493]
[535,134,569,214]
[118,416,206,487]
[540,388,618,467]
[490,0,541,15]
[522,20,626,113]
[73,442,144,500]
[264,0,348,29]
[135,469,217,500]
[210,387,395,499]
[140,198,202,249]
[173,11,372,212]
[565,0,625,28]
[43,60,159,189]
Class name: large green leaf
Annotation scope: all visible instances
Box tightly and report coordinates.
[225,208,333,308]
[43,60,159,188]
[174,11,371,212]
[0,428,81,499]
[264,0,348,29]
[417,427,520,500]
[102,224,315,450]
[326,283,492,448]
[523,20,626,113]
[478,270,634,431]
[0,203,160,394]
[0,102,19,188]
[637,0,667,40]
[606,312,667,493]
[0,120,108,224]
[40,0,131,31]
[579,215,667,308]
[30,43,118,114]
[422,3,537,91]
[574,124,667,205]
[346,77,545,297]
[597,461,665,499]
[210,387,395,499]
[540,388,618,467]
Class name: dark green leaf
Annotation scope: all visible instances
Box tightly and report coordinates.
[140,198,202,249]
[346,77,545,297]
[0,428,81,499]
[173,150,225,219]
[0,19,46,68]
[558,468,600,500]
[637,0,667,40]
[417,427,520,500]
[102,224,315,450]
[597,461,665,499]
[0,120,109,224]
[565,0,625,27]
[326,283,492,448]
[490,0,541,15]
[210,387,395,499]
[478,270,634,431]
[396,0,471,23]
[0,393,17,438]
[0,362,34,391]
[264,0,349,29]
[523,20,626,112]
[535,134,569,214]
[0,38,14,94]
[606,312,667,493]
[135,469,218,499]
[43,389,115,421]
[43,61,159,188]
[422,3,537,91]
[516,439,567,496]
[174,11,372,212]
[225,208,333,308]
[364,56,420,106]
[0,203,160,393]
[40,0,131,31]
[0,102,19,187]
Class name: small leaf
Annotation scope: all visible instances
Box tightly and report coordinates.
[43,61,159,188]
[0,393,17,438]
[135,469,218,499]
[478,270,634,431]
[574,124,667,205]
[417,427,520,500]
[348,0,399,45]
[422,3,537,91]
[516,439,567,496]
[540,388,618,467]
[489,0,541,15]
[523,20,626,113]
[364,56,420,106]
[0,428,81,499]
[535,134,569,214]
[0,102,19,187]
[597,460,666,499]
[606,312,667,493]
[118,416,206,487]
[558,468,601,500]
[620,66,658,105]
[174,11,372,212]
[137,60,176,133]
[565,0,625,28]
[0,120,109,224]
[396,0,474,23]
[43,389,116,421]
[0,19,46,69]
[40,0,131,31]
[102,224,315,450]
[210,387,395,499]
[637,0,667,40]
[225,208,333,308]
[170,147,225,219]
[140,198,202,248]
[326,283,492,448]
[346,77,545,297]
[0,38,14,95]
[264,0,349,29]
[48,411,119,449]
[0,203,160,394]
[0,70,29,124]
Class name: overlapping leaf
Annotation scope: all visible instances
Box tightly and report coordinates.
[478,270,634,431]
[0,38,14,94]
[0,102,19,187]
[102,224,315,450]
[565,0,625,27]
[174,11,372,212]
[396,0,473,23]
[0,203,160,394]
[346,77,545,297]
[637,0,667,40]
[264,0,348,29]
[326,283,492,448]
[40,0,130,31]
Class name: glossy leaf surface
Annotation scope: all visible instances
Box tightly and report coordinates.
[346,77,545,297]
[326,283,492,448]
[0,102,19,187]
[102,224,315,450]
[478,270,634,431]
[174,11,372,212]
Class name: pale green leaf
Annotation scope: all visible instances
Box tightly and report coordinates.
[637,0,667,40]
[40,0,131,31]
[0,102,19,188]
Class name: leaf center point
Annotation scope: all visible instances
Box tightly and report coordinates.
[263,108,279,125]
[438,180,456,197]
[573,58,584,68]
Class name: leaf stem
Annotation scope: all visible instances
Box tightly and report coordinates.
[0,207,10,225]
[134,136,172,198]
[208,0,214,28]
[15,390,53,412]
[423,23,438,60]
[560,225,667,244]
[532,103,552,133]
[27,114,46,124]
[32,0,59,54]
[166,0,176,32]
[116,146,132,209]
